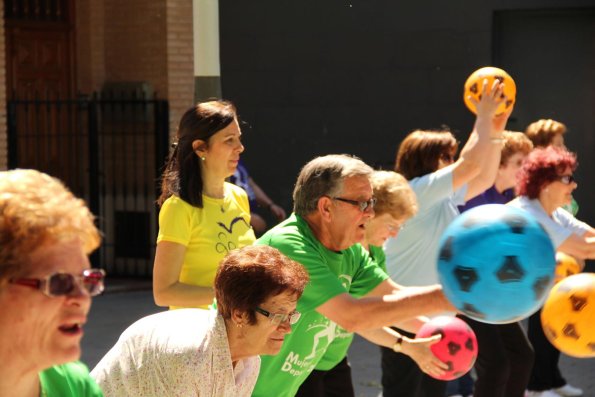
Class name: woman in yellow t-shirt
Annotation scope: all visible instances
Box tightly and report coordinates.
[153,100,256,309]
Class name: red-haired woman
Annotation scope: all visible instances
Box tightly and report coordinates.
[509,146,595,397]
[92,245,309,397]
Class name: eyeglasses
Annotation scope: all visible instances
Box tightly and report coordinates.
[556,175,576,185]
[387,223,404,233]
[331,197,377,212]
[10,269,106,297]
[254,306,301,326]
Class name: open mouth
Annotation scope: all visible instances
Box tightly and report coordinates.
[58,323,83,335]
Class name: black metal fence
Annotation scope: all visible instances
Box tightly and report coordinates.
[7,93,170,277]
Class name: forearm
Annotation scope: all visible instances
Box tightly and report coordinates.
[358,327,403,348]
[393,316,427,334]
[338,286,454,332]
[357,326,448,377]
[249,178,273,207]
[153,282,214,307]
[558,235,595,260]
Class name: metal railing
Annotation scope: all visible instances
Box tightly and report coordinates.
[7,93,170,277]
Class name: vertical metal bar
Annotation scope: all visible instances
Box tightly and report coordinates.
[88,95,100,268]
[7,100,18,168]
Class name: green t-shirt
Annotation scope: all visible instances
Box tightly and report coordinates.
[314,244,389,371]
[252,214,388,397]
[40,361,103,397]
[369,244,387,273]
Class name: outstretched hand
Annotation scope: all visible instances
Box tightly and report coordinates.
[401,333,449,378]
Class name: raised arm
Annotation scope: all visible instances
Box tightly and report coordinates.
[450,80,512,200]
[152,241,215,307]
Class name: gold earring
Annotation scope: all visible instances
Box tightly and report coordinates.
[201,156,206,161]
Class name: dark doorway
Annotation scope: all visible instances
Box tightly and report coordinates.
[4,0,76,185]
[494,8,595,271]
[494,8,595,228]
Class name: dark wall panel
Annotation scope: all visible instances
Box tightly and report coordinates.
[219,1,594,220]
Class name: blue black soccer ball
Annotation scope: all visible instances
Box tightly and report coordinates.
[438,204,556,324]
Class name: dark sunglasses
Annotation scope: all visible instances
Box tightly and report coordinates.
[331,196,377,212]
[255,306,301,326]
[556,175,576,185]
[10,269,106,297]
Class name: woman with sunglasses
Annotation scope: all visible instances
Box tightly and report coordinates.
[0,169,105,397]
[380,80,513,397]
[508,146,595,397]
[154,100,256,309]
[92,245,308,397]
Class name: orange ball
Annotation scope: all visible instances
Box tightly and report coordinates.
[463,66,516,115]
[554,252,581,283]
[541,273,595,358]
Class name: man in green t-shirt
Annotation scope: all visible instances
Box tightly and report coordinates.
[253,155,455,397]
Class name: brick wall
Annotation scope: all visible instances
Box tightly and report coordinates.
[0,0,6,170]
[76,0,106,93]
[103,0,168,97]
[165,0,194,137]
[75,0,194,137]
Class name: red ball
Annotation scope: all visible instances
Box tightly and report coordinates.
[416,316,478,380]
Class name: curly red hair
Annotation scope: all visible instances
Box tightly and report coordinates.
[517,147,577,199]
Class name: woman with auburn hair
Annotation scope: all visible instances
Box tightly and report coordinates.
[524,118,578,216]
[508,146,595,397]
[0,169,105,397]
[92,245,309,397]
[153,100,256,309]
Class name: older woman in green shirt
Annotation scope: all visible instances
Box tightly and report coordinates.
[0,169,105,397]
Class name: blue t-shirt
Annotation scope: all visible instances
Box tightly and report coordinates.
[384,167,467,287]
[229,160,257,205]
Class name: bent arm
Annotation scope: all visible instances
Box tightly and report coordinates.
[249,177,286,221]
[452,81,511,199]
[316,279,455,332]
[152,241,215,307]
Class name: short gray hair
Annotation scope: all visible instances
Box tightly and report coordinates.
[293,154,373,217]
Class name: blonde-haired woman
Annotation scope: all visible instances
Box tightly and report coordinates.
[0,169,105,397]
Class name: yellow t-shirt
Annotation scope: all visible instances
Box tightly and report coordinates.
[157,182,256,309]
